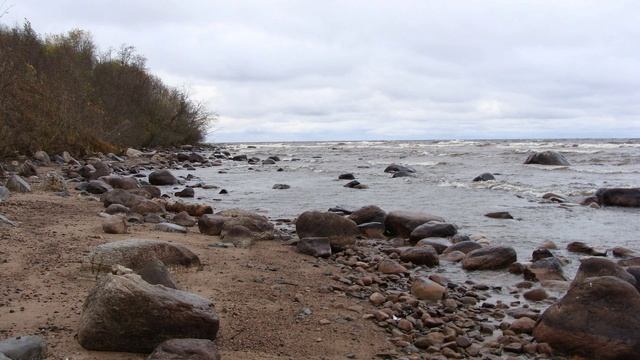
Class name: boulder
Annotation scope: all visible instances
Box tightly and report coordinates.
[0,186,9,202]
[100,176,139,190]
[443,240,482,254]
[43,172,67,192]
[392,171,415,178]
[102,216,128,234]
[473,173,495,182]
[103,189,144,208]
[399,246,439,267]
[172,212,197,227]
[572,257,636,287]
[384,211,445,238]
[272,184,290,190]
[175,188,195,198]
[231,155,247,161]
[384,164,416,173]
[218,210,274,241]
[440,250,466,262]
[533,276,640,359]
[296,211,358,250]
[137,259,176,289]
[86,161,112,180]
[416,239,449,254]
[18,161,37,177]
[141,185,162,198]
[525,257,566,282]
[626,267,640,292]
[523,288,549,301]
[484,211,513,219]
[147,339,220,360]
[77,273,219,353]
[411,277,446,301]
[343,180,367,189]
[510,317,536,334]
[524,151,570,166]
[338,173,355,180]
[131,199,165,215]
[149,170,179,186]
[0,335,47,360]
[409,222,457,242]
[297,237,331,258]
[83,239,200,273]
[6,175,31,193]
[462,246,517,270]
[357,222,386,239]
[105,204,130,215]
[87,180,113,194]
[378,259,407,274]
[595,188,640,207]
[198,215,226,236]
[33,150,50,165]
[126,148,144,157]
[567,241,604,256]
[155,223,188,234]
[166,202,213,217]
[347,205,386,225]
[531,248,553,262]
[220,225,254,248]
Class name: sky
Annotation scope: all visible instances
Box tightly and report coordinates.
[2,0,640,142]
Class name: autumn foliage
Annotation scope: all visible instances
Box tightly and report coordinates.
[0,22,212,157]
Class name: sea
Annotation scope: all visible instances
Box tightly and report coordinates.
[169,139,640,296]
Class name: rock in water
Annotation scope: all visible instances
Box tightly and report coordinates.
[484,211,513,219]
[524,151,570,166]
[595,188,640,207]
[533,276,640,359]
[83,239,200,273]
[399,246,439,267]
[297,237,331,258]
[6,175,31,193]
[347,205,386,225]
[384,164,416,173]
[384,211,445,238]
[462,246,517,270]
[572,257,636,287]
[409,222,457,242]
[472,172,495,182]
[77,273,219,353]
[149,170,179,186]
[0,335,47,360]
[295,211,359,250]
[148,339,220,360]
[175,187,195,198]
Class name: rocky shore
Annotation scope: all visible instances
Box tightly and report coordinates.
[1,146,639,359]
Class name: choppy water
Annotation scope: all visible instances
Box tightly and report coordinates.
[169,139,640,294]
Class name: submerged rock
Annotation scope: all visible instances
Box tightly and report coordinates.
[484,211,513,219]
[473,172,495,182]
[384,164,416,174]
[596,188,640,207]
[77,273,219,353]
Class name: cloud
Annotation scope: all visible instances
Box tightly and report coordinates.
[3,0,640,141]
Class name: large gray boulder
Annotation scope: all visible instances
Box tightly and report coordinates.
[524,151,570,166]
[534,276,640,359]
[0,335,47,360]
[149,170,179,186]
[347,205,386,225]
[296,211,359,250]
[83,239,200,273]
[595,188,640,207]
[78,273,219,353]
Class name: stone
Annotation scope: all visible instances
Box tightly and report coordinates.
[103,189,144,208]
[384,211,445,238]
[384,164,416,173]
[198,215,226,236]
[414,332,445,348]
[0,335,47,360]
[87,180,113,194]
[534,276,640,359]
[272,184,290,190]
[439,250,466,262]
[102,216,128,234]
[231,154,247,161]
[142,185,162,198]
[100,176,139,190]
[567,241,599,255]
[126,148,144,157]
[462,246,517,270]
[411,277,446,301]
[0,214,17,228]
[369,292,386,306]
[131,199,165,215]
[218,210,274,241]
[149,170,179,186]
[338,173,355,180]
[409,222,457,242]
[510,317,536,334]
[596,188,640,207]
[473,172,495,182]
[357,222,386,238]
[611,246,636,258]
[531,248,553,262]
[18,161,37,177]
[343,180,367,189]
[77,273,219,353]
[524,151,570,166]
[83,239,200,273]
[173,211,197,227]
[378,259,407,274]
[391,171,414,178]
[443,240,482,254]
[105,204,130,215]
[484,211,513,219]
[175,188,195,198]
[540,240,558,249]
[33,150,50,165]
[137,259,176,289]
[572,257,636,287]
[415,238,449,254]
[297,237,331,258]
[147,339,220,360]
[296,211,358,250]
[166,202,213,217]
[399,247,439,267]
[523,288,548,301]
[6,175,31,193]
[347,205,386,225]
[220,225,254,248]
[43,172,67,192]
[155,223,188,234]
[525,257,566,282]
[0,186,9,201]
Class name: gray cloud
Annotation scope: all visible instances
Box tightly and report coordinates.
[4,0,640,141]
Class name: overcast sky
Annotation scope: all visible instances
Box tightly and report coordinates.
[3,1,640,142]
